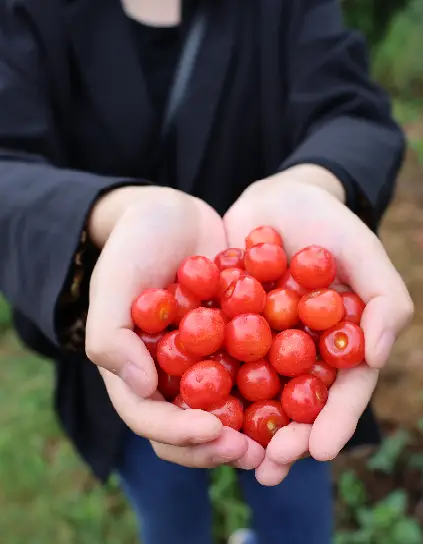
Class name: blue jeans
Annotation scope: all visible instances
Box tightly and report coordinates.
[117,431,333,544]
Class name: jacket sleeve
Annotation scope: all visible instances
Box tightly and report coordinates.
[278,0,406,227]
[0,7,140,346]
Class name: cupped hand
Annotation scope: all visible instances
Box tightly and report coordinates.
[85,186,264,469]
[224,166,413,485]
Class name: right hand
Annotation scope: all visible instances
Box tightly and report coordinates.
[85,186,265,469]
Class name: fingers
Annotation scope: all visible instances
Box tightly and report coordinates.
[101,369,223,445]
[86,192,227,395]
[230,436,265,470]
[151,427,250,468]
[337,227,414,368]
[266,422,312,464]
[309,364,379,461]
[255,458,292,486]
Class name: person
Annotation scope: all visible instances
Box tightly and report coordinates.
[0,0,413,543]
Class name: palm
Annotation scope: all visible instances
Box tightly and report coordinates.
[225,179,412,484]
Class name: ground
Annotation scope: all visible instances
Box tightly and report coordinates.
[0,134,423,543]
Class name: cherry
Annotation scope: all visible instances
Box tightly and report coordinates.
[309,360,337,388]
[290,246,336,290]
[218,267,244,298]
[221,275,266,319]
[281,375,328,424]
[319,322,365,369]
[340,291,366,325]
[277,270,309,297]
[225,314,272,362]
[173,394,190,409]
[237,359,281,402]
[263,288,300,331]
[296,323,321,346]
[262,281,278,293]
[180,360,232,409]
[298,289,344,331]
[177,256,220,300]
[231,387,250,410]
[203,299,220,308]
[245,243,287,283]
[157,367,181,401]
[167,283,201,325]
[243,400,290,446]
[214,248,245,271]
[245,226,284,249]
[156,330,199,376]
[207,396,244,431]
[179,307,226,357]
[269,329,316,376]
[131,288,177,333]
[135,329,166,360]
[209,350,240,384]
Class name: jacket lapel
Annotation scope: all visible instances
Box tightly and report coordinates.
[176,1,237,194]
[64,0,156,169]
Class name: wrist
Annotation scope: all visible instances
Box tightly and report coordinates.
[255,165,347,204]
[88,186,187,248]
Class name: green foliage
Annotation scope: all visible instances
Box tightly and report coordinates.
[367,429,411,473]
[0,294,11,332]
[372,0,423,98]
[210,466,251,542]
[336,470,423,544]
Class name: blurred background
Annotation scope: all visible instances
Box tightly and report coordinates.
[1,1,423,543]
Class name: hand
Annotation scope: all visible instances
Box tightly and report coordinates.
[224,165,413,485]
[85,186,264,469]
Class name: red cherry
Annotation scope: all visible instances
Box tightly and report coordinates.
[179,307,225,357]
[202,299,220,308]
[263,288,300,331]
[290,246,337,290]
[269,329,316,377]
[177,256,220,300]
[319,322,365,369]
[262,281,278,293]
[157,367,181,401]
[237,359,281,402]
[167,283,201,325]
[218,267,244,298]
[173,394,190,409]
[209,350,240,384]
[180,360,232,409]
[245,226,284,249]
[243,400,290,446]
[156,331,199,376]
[207,396,244,430]
[298,289,344,331]
[245,243,287,282]
[296,323,321,346]
[309,359,337,388]
[231,387,250,410]
[135,329,166,359]
[131,288,177,333]
[281,375,328,424]
[340,292,366,325]
[214,248,245,271]
[277,270,309,297]
[225,314,272,362]
[221,275,266,319]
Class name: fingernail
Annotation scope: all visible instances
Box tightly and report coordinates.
[120,362,150,396]
[375,331,395,367]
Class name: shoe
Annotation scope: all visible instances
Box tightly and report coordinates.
[228,528,257,544]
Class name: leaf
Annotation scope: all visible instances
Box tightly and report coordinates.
[391,518,423,544]
[338,470,368,510]
[367,430,411,473]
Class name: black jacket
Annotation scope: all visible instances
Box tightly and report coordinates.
[0,0,404,481]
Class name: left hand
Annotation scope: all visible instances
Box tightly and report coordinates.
[224,165,413,486]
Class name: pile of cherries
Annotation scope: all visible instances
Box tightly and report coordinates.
[132,226,366,447]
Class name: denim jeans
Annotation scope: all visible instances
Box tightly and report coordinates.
[117,430,333,544]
